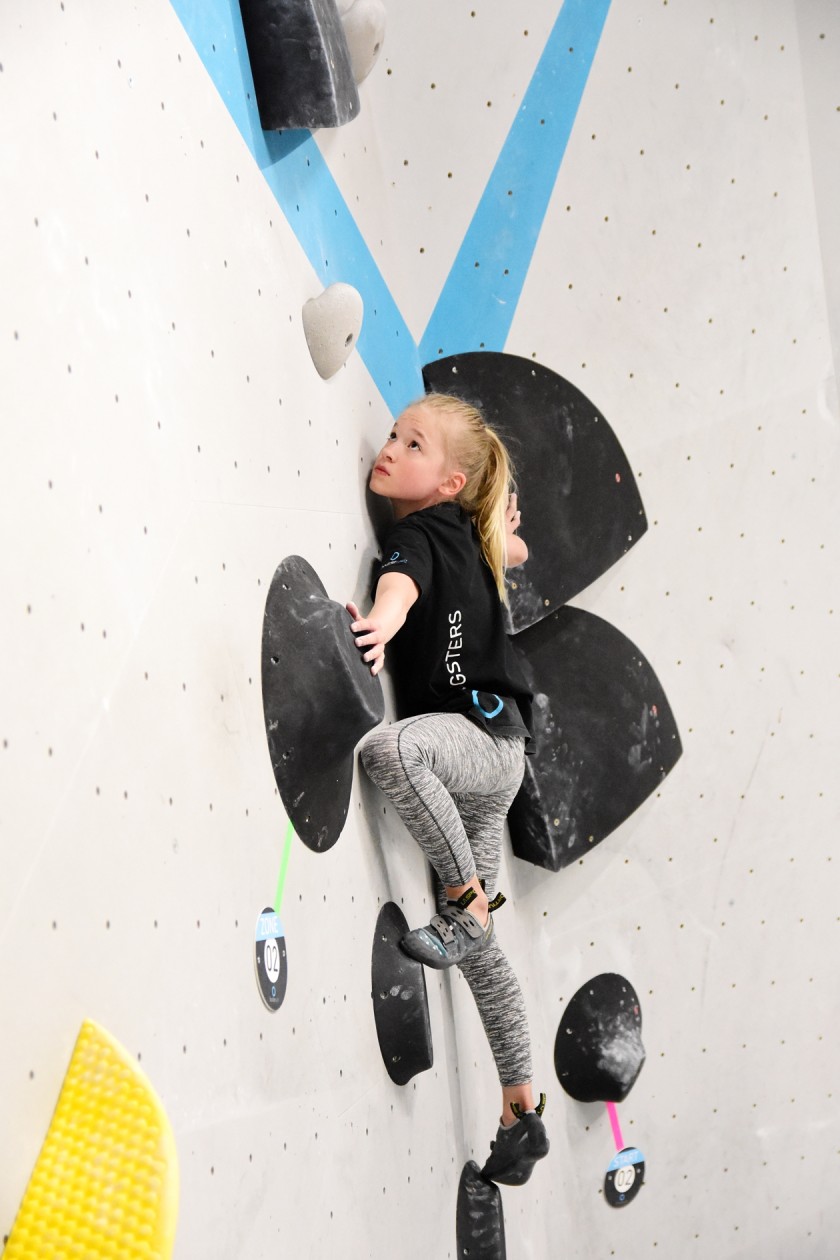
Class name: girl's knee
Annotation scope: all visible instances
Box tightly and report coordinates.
[359,726,396,780]
[363,720,431,776]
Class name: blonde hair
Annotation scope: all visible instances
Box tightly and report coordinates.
[410,392,515,602]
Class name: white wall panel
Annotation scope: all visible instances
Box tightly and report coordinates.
[1,1,838,1257]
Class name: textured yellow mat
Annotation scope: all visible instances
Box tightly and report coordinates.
[4,1019,178,1259]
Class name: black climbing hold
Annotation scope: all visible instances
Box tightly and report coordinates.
[238,0,360,131]
[371,902,433,1086]
[554,973,645,1103]
[422,352,647,634]
[456,1161,506,1260]
[261,555,384,852]
[508,606,682,871]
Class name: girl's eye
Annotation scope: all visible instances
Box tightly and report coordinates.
[409,440,421,450]
[387,431,397,441]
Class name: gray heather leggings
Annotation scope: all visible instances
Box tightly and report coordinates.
[360,712,532,1087]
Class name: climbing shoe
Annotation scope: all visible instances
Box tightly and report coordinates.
[481,1094,549,1187]
[400,888,495,971]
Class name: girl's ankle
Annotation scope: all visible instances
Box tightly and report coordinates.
[445,880,488,924]
[473,894,489,926]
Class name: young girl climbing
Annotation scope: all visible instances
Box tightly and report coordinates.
[347,392,549,1186]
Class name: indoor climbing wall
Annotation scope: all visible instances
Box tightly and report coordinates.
[1,0,838,1257]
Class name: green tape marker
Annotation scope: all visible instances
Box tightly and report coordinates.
[274,819,295,915]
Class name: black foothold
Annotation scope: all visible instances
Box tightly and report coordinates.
[371,902,433,1085]
[554,973,645,1103]
[261,555,384,852]
[508,607,682,871]
[422,351,647,633]
[238,0,360,131]
[456,1161,506,1259]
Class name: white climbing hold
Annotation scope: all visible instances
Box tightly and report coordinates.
[302,282,364,380]
[341,0,387,85]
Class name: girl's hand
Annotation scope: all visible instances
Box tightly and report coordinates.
[505,493,522,537]
[346,575,417,677]
[504,493,529,567]
[346,601,386,677]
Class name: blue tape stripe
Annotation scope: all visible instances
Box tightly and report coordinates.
[419,0,612,362]
[260,135,424,414]
[170,0,610,410]
[169,0,423,415]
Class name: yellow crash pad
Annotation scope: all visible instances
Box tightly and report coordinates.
[4,1019,178,1259]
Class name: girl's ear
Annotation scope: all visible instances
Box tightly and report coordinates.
[438,469,467,499]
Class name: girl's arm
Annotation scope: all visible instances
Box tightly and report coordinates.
[346,571,419,676]
[505,493,529,568]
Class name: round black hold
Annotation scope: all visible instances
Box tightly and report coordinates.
[604,1146,645,1208]
[554,973,645,1103]
[371,902,433,1086]
[255,906,288,1012]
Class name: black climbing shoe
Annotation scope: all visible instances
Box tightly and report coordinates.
[482,1094,549,1187]
[400,888,494,971]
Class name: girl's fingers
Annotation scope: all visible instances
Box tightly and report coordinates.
[354,629,383,652]
[368,642,385,674]
[346,605,384,673]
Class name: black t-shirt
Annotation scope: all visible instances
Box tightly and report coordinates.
[372,502,533,744]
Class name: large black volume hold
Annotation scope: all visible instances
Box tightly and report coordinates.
[509,607,682,871]
[261,555,384,852]
[423,352,647,634]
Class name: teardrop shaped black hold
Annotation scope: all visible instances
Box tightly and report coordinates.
[422,352,646,633]
[509,606,682,871]
[261,555,384,852]
[554,973,645,1103]
[456,1161,506,1259]
[238,0,360,131]
[371,902,433,1086]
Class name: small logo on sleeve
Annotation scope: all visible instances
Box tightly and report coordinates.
[382,550,408,567]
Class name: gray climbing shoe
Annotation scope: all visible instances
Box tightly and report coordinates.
[482,1095,549,1187]
[400,888,494,970]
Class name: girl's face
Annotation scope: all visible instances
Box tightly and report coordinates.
[370,405,464,518]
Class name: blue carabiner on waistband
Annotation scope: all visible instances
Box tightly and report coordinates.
[472,690,504,720]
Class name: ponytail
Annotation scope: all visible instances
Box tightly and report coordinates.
[468,425,513,602]
[412,393,515,602]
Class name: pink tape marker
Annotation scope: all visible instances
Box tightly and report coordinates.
[606,1101,624,1151]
